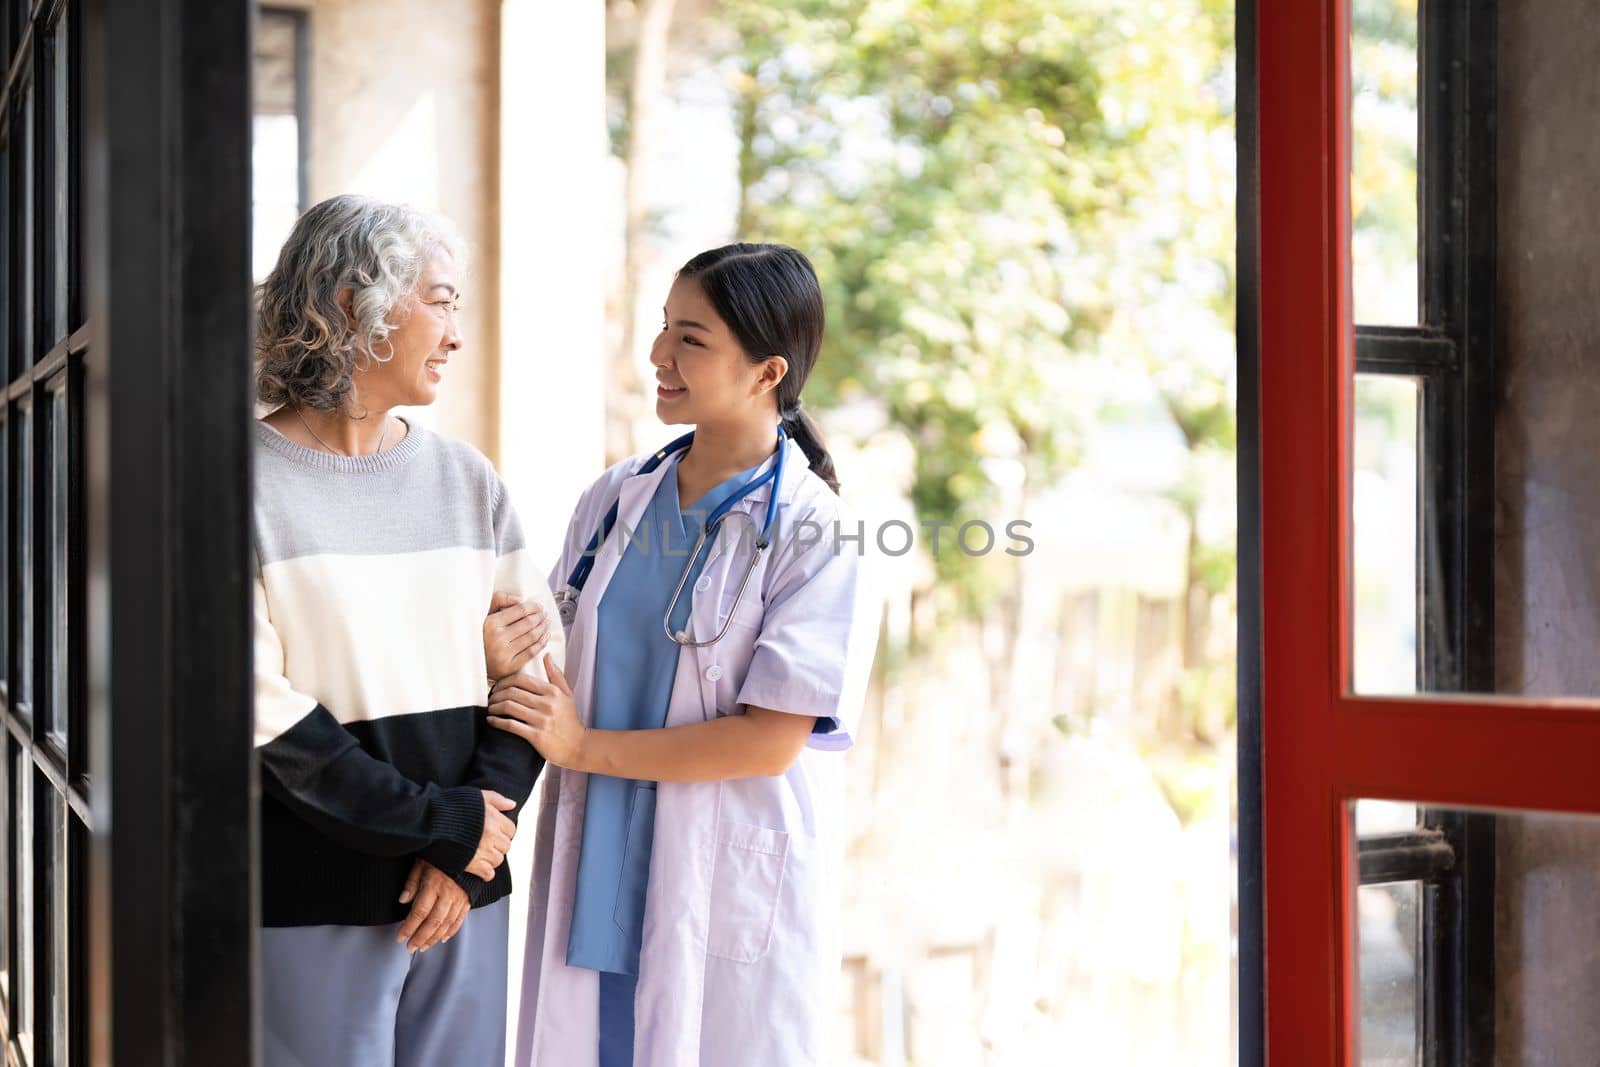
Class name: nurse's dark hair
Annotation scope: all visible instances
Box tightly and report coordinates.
[678,243,840,494]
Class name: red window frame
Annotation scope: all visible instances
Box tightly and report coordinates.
[1257,0,1600,1061]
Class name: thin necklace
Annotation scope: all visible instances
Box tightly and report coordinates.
[294,405,389,456]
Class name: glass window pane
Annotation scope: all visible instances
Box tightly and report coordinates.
[45,788,66,1067]
[67,5,82,327]
[1358,879,1420,1066]
[1,413,8,702]
[12,746,32,1062]
[7,2,22,63]
[1347,7,1600,701]
[0,735,8,1001]
[69,810,85,1061]
[1355,802,1600,1063]
[253,11,303,282]
[1356,799,1418,836]
[13,86,33,369]
[0,142,8,385]
[46,8,69,343]
[16,402,31,716]
[1352,375,1418,694]
[47,384,66,746]
[36,6,70,348]
[1350,0,1419,326]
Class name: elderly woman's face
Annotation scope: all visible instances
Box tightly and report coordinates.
[358,251,463,409]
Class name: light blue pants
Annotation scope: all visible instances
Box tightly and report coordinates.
[262,898,509,1067]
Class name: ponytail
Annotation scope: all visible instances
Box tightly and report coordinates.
[677,243,838,493]
[782,406,840,495]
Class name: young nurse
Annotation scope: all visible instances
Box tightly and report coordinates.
[486,243,874,1066]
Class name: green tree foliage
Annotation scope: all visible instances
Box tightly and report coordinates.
[1085,1,1236,748]
[1350,0,1419,322]
[712,1,1232,615]
[711,2,1126,598]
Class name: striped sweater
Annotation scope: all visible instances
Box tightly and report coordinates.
[252,418,563,927]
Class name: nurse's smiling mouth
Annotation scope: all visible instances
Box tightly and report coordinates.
[656,380,687,399]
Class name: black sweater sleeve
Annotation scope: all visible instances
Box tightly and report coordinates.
[258,705,486,874]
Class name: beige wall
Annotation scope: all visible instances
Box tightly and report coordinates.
[290,0,502,460]
[1493,0,1600,701]
[493,0,610,556]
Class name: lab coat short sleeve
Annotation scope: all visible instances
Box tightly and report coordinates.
[736,509,875,751]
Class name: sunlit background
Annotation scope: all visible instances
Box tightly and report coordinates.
[254,2,1237,1062]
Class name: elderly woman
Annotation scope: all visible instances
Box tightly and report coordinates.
[251,194,560,1066]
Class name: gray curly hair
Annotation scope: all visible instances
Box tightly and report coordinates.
[255,194,466,415]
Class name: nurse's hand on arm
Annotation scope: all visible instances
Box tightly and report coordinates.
[488,653,817,781]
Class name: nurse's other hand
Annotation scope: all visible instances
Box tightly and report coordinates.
[488,653,587,769]
[483,592,549,680]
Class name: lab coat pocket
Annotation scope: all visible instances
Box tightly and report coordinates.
[612,783,657,937]
[716,558,767,631]
[705,820,789,963]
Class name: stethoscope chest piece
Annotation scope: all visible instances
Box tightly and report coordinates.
[555,591,578,628]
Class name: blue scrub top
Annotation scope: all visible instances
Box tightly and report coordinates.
[566,452,770,975]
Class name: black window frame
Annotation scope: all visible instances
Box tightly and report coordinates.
[1236,0,1263,1059]
[255,5,310,217]
[87,0,255,1060]
[0,1,86,1063]
[1348,2,1498,1065]
[2,0,255,1062]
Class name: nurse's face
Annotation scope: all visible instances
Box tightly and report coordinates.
[649,275,784,426]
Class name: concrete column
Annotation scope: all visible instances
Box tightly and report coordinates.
[496,0,609,567]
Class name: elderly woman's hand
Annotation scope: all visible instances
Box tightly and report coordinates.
[483,592,549,681]
[396,859,470,953]
[488,653,587,769]
[462,790,518,881]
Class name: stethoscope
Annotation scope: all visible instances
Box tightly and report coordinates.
[554,426,787,647]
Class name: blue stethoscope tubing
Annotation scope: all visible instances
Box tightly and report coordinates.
[555,426,787,647]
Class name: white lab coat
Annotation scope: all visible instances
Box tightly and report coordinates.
[516,436,875,1067]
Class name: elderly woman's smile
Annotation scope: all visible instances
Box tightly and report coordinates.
[365,257,463,409]
[254,196,469,457]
